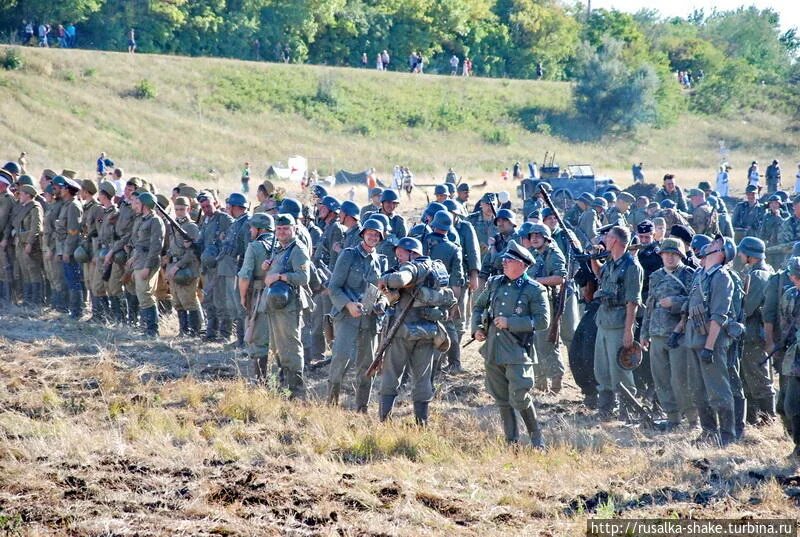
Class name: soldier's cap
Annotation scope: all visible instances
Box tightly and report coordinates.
[787,257,800,277]
[617,192,635,204]
[527,209,541,220]
[792,194,800,205]
[687,188,705,198]
[456,182,470,192]
[658,238,685,258]
[126,177,143,189]
[81,179,97,195]
[173,196,190,208]
[578,192,595,205]
[64,178,81,192]
[592,197,607,209]
[275,213,296,227]
[480,192,496,204]
[501,240,535,266]
[156,193,170,209]
[18,184,37,197]
[434,184,448,195]
[653,217,666,227]
[698,181,712,191]
[42,169,56,180]
[99,181,116,198]
[602,191,617,203]
[16,175,33,187]
[369,187,384,198]
[669,224,694,244]
[541,207,555,219]
[597,223,614,235]
[767,194,781,203]
[745,184,758,193]
[0,169,12,186]
[179,185,198,200]
[61,169,77,179]
[660,199,676,209]
[646,201,660,210]
[249,212,274,231]
[137,191,157,209]
[636,220,654,234]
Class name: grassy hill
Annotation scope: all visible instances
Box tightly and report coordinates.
[1,45,798,191]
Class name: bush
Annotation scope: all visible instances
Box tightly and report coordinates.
[134,79,157,99]
[483,128,512,145]
[1,48,23,71]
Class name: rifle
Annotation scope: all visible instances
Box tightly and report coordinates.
[538,183,583,343]
[365,287,420,378]
[617,382,659,428]
[154,202,193,243]
[245,232,277,345]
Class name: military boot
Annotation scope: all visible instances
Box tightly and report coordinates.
[757,396,776,425]
[252,356,269,383]
[694,405,720,446]
[596,390,616,421]
[142,305,159,337]
[733,397,746,439]
[718,406,736,446]
[187,310,202,337]
[31,282,44,308]
[218,318,233,343]
[177,310,188,336]
[355,382,372,413]
[22,283,32,305]
[158,298,173,316]
[285,369,305,400]
[551,375,563,394]
[327,382,341,407]
[204,312,219,341]
[519,405,545,450]
[126,293,139,326]
[790,416,800,459]
[379,395,396,422]
[235,319,245,348]
[89,297,102,322]
[69,289,84,319]
[499,407,519,444]
[534,376,549,393]
[109,296,122,323]
[413,401,429,426]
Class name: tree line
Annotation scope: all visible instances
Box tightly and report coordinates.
[1,1,798,130]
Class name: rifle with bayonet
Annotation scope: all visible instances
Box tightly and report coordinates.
[538,183,583,344]
[366,287,420,378]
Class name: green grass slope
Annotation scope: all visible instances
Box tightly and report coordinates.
[0,45,797,186]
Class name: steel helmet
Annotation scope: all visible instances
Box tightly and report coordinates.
[360,218,386,240]
[340,200,360,219]
[423,202,447,221]
[320,195,341,213]
[408,223,431,240]
[516,221,536,239]
[737,236,765,260]
[311,184,328,199]
[493,208,517,226]
[442,198,465,217]
[617,341,643,370]
[249,212,274,231]
[444,182,455,196]
[430,210,453,232]
[73,244,90,264]
[278,198,302,218]
[2,161,20,175]
[396,237,423,256]
[528,223,552,241]
[434,184,448,196]
[369,212,391,234]
[227,192,248,208]
[689,234,711,253]
[266,281,292,309]
[137,192,157,209]
[380,189,400,203]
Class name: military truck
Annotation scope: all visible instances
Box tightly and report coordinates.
[519,162,616,210]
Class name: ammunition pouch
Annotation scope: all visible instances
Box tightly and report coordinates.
[418,306,446,322]
[405,321,438,342]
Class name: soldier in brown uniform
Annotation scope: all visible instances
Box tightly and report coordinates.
[165,196,202,336]
[57,178,85,319]
[688,189,720,237]
[43,182,65,311]
[14,184,44,306]
[0,169,15,306]
[80,179,105,321]
[95,182,121,321]
[105,178,141,324]
[129,192,165,336]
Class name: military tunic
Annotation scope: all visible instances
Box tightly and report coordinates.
[684,264,736,440]
[57,198,84,295]
[655,187,688,213]
[740,261,776,405]
[131,213,165,309]
[454,218,481,336]
[167,216,201,311]
[691,202,719,236]
[265,239,311,399]
[238,232,273,367]
[217,213,251,333]
[112,199,137,296]
[594,252,643,406]
[776,285,800,448]
[479,231,512,281]
[758,211,786,269]
[82,198,103,297]
[528,242,567,383]
[577,208,598,245]
[551,226,581,345]
[14,200,44,285]
[641,264,696,424]
[0,191,14,287]
[43,199,64,296]
[199,210,233,336]
[425,232,465,374]
[732,201,762,240]
[467,212,496,256]
[327,243,387,410]
[472,274,550,411]
[95,205,120,297]
[376,211,406,267]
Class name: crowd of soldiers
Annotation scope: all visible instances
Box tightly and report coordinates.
[2,158,800,458]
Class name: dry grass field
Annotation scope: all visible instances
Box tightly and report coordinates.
[1,45,800,535]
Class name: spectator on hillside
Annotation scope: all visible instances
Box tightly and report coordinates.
[252,38,261,60]
[128,28,136,53]
[716,164,730,197]
[632,162,644,183]
[381,50,390,70]
[393,165,402,190]
[361,52,368,68]
[463,57,472,76]
[241,162,251,194]
[65,22,76,47]
[450,55,459,75]
[97,152,107,179]
[747,161,760,188]
[57,24,66,48]
[536,62,544,79]
[38,23,49,47]
[376,53,383,70]
[23,21,34,45]
[283,45,291,63]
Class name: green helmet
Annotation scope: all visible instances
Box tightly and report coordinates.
[73,244,90,264]
[737,236,765,260]
[138,191,157,209]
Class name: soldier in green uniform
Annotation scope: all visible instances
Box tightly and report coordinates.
[737,237,776,423]
[197,191,233,341]
[759,194,787,270]
[327,218,388,410]
[641,238,696,428]
[0,170,16,306]
[217,192,251,345]
[578,197,603,245]
[688,189,719,237]
[605,192,633,229]
[15,184,44,306]
[360,188,383,220]
[681,236,737,445]
[129,192,165,336]
[79,179,105,321]
[774,196,800,267]
[776,257,800,459]
[376,189,407,267]
[238,213,274,381]
[655,174,689,213]
[338,201,362,252]
[468,193,498,256]
[166,196,202,336]
[377,237,455,424]
[592,225,643,419]
[472,240,550,447]
[310,195,343,364]
[479,208,516,286]
[732,185,763,242]
[629,197,650,229]
[565,193,592,230]
[456,183,470,206]
[519,223,566,393]
[263,214,312,399]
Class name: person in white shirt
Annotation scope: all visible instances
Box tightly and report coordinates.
[715,164,730,197]
[747,161,760,188]
[450,55,459,75]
